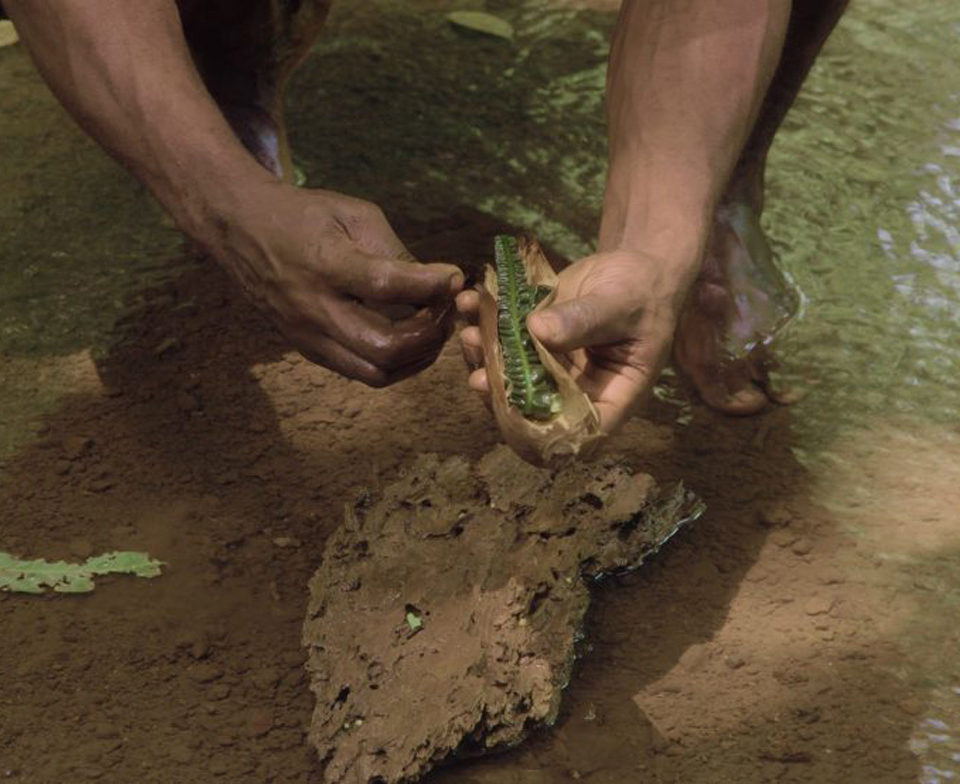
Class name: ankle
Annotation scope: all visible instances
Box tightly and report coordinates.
[722,157,766,213]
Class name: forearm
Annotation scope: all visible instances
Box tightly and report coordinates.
[599,0,790,263]
[4,0,274,248]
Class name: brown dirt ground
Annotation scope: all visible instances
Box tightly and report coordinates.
[0,242,923,783]
[0,4,931,783]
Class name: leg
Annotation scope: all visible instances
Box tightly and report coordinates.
[176,0,332,180]
[673,0,848,414]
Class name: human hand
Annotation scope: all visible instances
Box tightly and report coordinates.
[212,183,463,386]
[458,249,697,433]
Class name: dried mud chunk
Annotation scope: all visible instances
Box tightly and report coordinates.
[302,446,703,783]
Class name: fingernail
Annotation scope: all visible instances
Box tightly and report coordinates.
[448,272,465,294]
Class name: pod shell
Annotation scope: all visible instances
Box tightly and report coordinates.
[477,238,602,466]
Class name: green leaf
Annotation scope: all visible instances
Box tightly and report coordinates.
[0,550,164,594]
[447,11,514,41]
[292,164,307,188]
[0,21,19,49]
[84,551,164,578]
[405,611,423,631]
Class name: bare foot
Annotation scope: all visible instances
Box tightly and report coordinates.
[673,202,800,415]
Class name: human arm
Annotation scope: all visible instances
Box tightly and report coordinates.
[5,0,462,385]
[460,0,790,430]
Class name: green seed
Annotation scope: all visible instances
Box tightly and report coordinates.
[494,235,561,420]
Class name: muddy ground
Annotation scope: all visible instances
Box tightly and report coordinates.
[0,2,947,783]
[304,446,701,783]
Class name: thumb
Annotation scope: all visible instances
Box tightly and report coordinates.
[528,294,613,352]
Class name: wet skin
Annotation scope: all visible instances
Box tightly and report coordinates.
[5,0,846,433]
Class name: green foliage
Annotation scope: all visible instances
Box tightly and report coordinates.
[0,21,19,49]
[405,611,423,632]
[495,235,561,420]
[446,11,514,41]
[0,551,163,594]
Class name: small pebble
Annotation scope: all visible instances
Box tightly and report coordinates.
[208,755,231,776]
[188,664,223,683]
[68,539,94,559]
[63,436,93,460]
[176,391,200,413]
[252,667,280,690]
[770,529,798,548]
[757,503,792,528]
[187,634,211,660]
[804,596,834,616]
[168,744,193,764]
[898,698,923,716]
[93,723,119,740]
[818,571,846,585]
[244,708,274,738]
[725,655,747,670]
[833,736,855,751]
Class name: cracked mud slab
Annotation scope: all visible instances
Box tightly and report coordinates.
[303,446,702,783]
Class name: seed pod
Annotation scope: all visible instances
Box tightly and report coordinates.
[477,236,602,465]
[494,236,560,420]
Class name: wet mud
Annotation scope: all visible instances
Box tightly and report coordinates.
[303,447,700,782]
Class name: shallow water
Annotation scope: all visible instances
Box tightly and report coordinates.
[1,0,959,781]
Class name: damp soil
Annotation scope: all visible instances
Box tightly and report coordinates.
[0,251,926,784]
[1,2,955,783]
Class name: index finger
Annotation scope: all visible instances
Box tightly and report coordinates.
[328,250,464,305]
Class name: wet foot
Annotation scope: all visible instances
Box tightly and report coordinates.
[673,202,800,415]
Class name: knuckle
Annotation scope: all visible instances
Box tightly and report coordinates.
[366,268,396,299]
[354,200,385,225]
[357,329,401,368]
[371,337,409,369]
[285,289,321,322]
[574,298,601,328]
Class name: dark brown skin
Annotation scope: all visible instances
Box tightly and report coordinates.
[672,0,850,414]
[462,0,792,433]
[6,0,847,429]
[4,0,463,387]
[461,0,848,429]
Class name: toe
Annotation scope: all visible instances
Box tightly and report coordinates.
[714,383,770,416]
[676,348,772,416]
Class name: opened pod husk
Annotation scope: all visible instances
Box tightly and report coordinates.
[477,236,602,465]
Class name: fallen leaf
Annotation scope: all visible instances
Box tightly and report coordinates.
[0,21,18,48]
[0,550,164,594]
[447,11,514,41]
